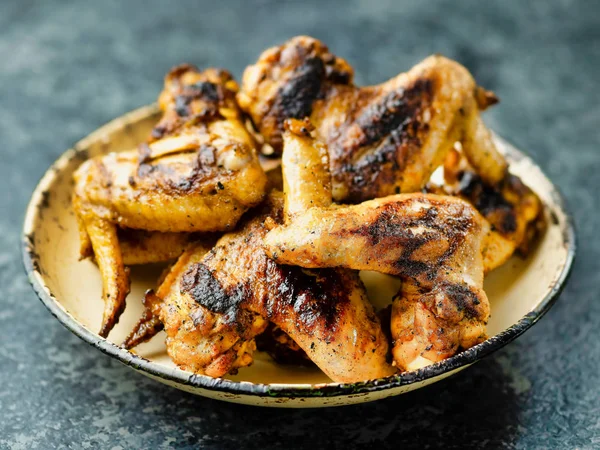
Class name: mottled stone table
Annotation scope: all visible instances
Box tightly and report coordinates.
[1,0,598,448]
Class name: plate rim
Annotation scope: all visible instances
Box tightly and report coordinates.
[21,104,577,399]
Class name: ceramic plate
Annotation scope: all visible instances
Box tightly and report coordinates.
[22,105,575,408]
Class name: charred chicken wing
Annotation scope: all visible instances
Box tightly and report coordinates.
[126,194,395,382]
[264,120,491,371]
[74,65,267,336]
[238,36,497,201]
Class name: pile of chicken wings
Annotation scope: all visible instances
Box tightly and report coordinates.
[73,36,544,382]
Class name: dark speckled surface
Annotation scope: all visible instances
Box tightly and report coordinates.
[2,0,599,448]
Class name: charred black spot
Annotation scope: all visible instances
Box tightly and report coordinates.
[175,95,191,116]
[165,144,218,192]
[271,56,325,124]
[181,263,245,316]
[457,171,518,235]
[324,64,352,84]
[355,78,432,149]
[360,209,433,278]
[500,213,518,235]
[188,108,224,123]
[354,94,409,149]
[440,283,483,320]
[151,125,168,140]
[458,171,502,212]
[136,142,157,177]
[137,143,152,163]
[347,201,472,280]
[175,82,222,117]
[264,260,348,336]
[188,81,220,102]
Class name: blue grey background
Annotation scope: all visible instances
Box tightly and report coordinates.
[1,0,598,448]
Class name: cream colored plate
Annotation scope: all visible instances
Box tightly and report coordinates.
[23,105,575,408]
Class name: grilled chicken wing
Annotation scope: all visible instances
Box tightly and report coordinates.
[264,120,491,371]
[422,147,543,274]
[76,66,267,233]
[239,36,498,202]
[74,65,268,337]
[125,194,395,382]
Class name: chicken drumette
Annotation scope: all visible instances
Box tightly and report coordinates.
[74,65,268,337]
[124,193,395,382]
[264,120,494,371]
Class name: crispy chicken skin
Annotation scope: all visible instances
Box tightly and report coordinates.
[238,36,501,203]
[126,194,395,382]
[74,65,267,337]
[264,121,491,370]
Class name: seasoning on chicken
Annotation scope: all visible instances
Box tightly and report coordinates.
[74,65,268,337]
[125,193,396,382]
[263,120,492,371]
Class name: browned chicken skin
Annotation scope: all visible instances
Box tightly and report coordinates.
[126,194,396,382]
[264,120,491,371]
[76,66,267,234]
[74,65,268,337]
[239,36,499,202]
